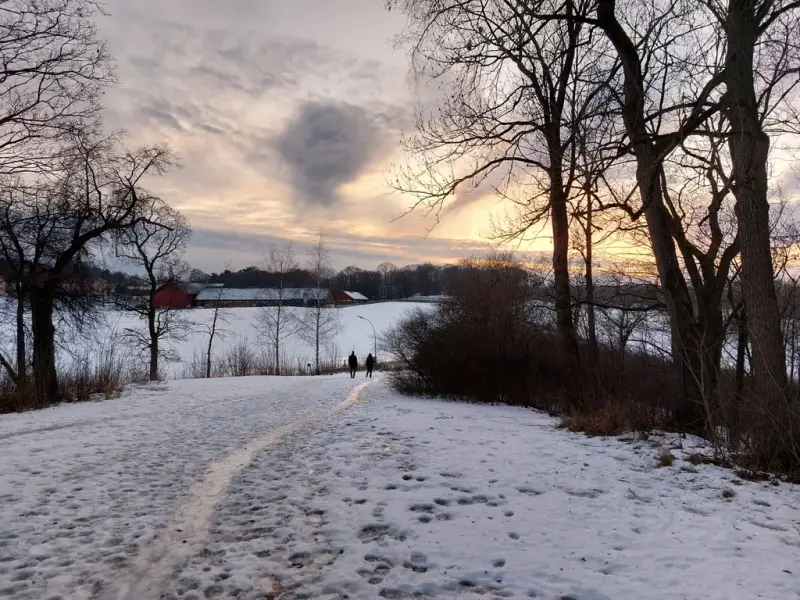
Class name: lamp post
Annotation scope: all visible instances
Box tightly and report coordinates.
[358,315,377,363]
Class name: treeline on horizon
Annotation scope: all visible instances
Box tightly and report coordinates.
[79,261,466,300]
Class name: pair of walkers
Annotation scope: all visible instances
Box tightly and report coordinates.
[348,351,375,379]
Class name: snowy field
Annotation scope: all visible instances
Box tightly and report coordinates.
[1,376,798,599]
[0,301,432,378]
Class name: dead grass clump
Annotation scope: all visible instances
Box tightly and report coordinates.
[560,401,658,437]
[658,450,675,467]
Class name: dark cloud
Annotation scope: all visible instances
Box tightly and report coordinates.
[274,101,400,207]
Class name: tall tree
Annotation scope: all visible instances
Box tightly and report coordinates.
[299,236,341,375]
[116,200,191,381]
[388,0,614,395]
[716,0,800,435]
[0,134,176,400]
[256,243,300,375]
[0,0,113,395]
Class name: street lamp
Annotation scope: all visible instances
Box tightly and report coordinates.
[358,315,377,363]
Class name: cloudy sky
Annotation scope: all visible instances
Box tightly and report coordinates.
[97,0,520,271]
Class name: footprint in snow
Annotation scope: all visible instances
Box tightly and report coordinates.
[403,557,428,573]
[517,486,543,496]
[563,487,605,499]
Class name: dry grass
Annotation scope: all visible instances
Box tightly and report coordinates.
[658,450,676,467]
[560,400,660,437]
[0,344,137,414]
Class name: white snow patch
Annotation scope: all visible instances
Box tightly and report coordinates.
[2,376,799,599]
[0,375,368,599]
[102,381,372,600]
[160,382,800,600]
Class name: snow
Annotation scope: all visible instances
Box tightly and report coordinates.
[1,301,432,378]
[1,376,799,599]
[0,376,366,600]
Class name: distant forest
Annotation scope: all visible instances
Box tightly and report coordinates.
[80,262,467,300]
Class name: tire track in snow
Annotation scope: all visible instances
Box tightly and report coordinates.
[99,379,373,600]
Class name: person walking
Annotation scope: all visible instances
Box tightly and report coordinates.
[365,353,375,378]
[348,351,358,379]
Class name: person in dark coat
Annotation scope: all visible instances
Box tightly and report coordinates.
[348,351,358,378]
[365,353,375,378]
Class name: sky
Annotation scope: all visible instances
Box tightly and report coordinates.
[97,0,523,272]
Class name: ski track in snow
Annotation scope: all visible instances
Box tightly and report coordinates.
[2,377,800,599]
[103,381,372,600]
[161,382,800,600]
[0,375,367,600]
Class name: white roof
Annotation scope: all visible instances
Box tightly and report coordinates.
[195,287,328,302]
[345,291,368,301]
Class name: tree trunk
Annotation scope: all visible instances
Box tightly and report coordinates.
[550,175,582,400]
[584,205,598,361]
[697,300,725,436]
[275,304,281,376]
[30,288,58,404]
[597,0,705,429]
[315,315,321,375]
[148,307,158,382]
[732,306,748,451]
[736,307,749,395]
[724,2,788,438]
[206,331,214,379]
[15,281,26,386]
[790,320,796,383]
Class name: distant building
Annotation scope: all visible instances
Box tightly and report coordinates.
[152,282,221,309]
[345,290,368,303]
[330,289,369,305]
[153,283,195,309]
[195,287,332,309]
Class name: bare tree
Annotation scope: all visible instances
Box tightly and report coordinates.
[116,200,191,381]
[300,236,341,375]
[256,243,300,375]
[0,0,112,391]
[388,0,619,396]
[0,181,32,386]
[196,284,230,379]
[0,134,176,400]
[714,0,800,421]
[0,0,115,175]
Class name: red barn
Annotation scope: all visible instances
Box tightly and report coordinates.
[152,283,194,309]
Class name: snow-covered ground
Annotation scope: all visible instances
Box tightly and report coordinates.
[1,375,798,599]
[0,301,433,378]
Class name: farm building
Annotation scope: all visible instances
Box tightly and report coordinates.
[152,283,195,309]
[194,287,332,308]
[152,282,222,309]
[330,289,369,305]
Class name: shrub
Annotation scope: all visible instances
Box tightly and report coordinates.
[382,255,675,420]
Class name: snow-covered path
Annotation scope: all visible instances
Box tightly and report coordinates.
[0,375,368,600]
[2,377,800,600]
